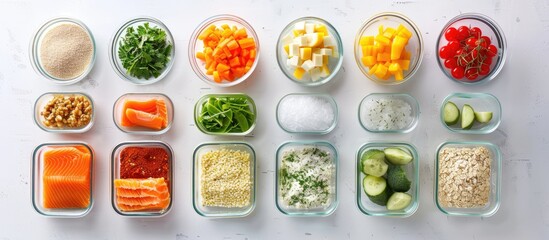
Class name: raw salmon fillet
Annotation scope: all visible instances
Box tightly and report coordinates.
[42,146,91,209]
[114,177,170,212]
[120,98,169,130]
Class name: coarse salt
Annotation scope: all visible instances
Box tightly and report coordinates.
[278,95,335,132]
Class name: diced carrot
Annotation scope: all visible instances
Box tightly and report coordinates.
[233,28,247,38]
[222,47,232,58]
[227,40,239,50]
[238,38,255,49]
[221,28,233,38]
[196,52,205,61]
[229,57,241,67]
[250,49,256,59]
[198,28,213,40]
[213,71,221,82]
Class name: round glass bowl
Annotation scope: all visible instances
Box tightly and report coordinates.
[32,142,94,217]
[435,141,501,217]
[358,93,419,133]
[276,93,338,134]
[111,141,174,217]
[356,142,419,217]
[436,13,507,84]
[30,17,96,84]
[275,141,338,216]
[276,17,344,86]
[192,142,256,218]
[194,93,257,136]
[34,92,95,133]
[113,93,174,135]
[188,14,260,87]
[440,93,501,134]
[354,12,423,85]
[110,17,175,85]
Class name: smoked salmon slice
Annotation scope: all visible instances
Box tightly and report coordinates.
[125,108,164,130]
[42,146,91,209]
[114,178,170,212]
[120,98,169,130]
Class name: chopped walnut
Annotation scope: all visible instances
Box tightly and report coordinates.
[40,94,92,128]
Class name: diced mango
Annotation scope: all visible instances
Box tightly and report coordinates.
[401,51,411,60]
[300,47,312,61]
[395,69,404,81]
[359,36,375,46]
[368,64,379,75]
[361,56,376,67]
[375,34,391,46]
[377,52,391,62]
[388,62,401,74]
[283,44,290,55]
[374,64,388,79]
[383,27,396,39]
[362,45,374,56]
[293,67,306,80]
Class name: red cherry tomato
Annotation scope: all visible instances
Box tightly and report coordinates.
[444,58,458,69]
[479,64,490,75]
[445,27,458,41]
[439,46,453,59]
[457,26,470,40]
[466,37,478,48]
[480,36,491,48]
[471,49,479,59]
[451,66,465,79]
[487,45,498,57]
[447,41,460,52]
[465,68,479,80]
[470,27,482,38]
[483,56,493,66]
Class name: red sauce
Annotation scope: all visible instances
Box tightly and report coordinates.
[119,147,169,182]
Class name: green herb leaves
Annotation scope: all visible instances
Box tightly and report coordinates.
[118,23,172,79]
[198,96,255,134]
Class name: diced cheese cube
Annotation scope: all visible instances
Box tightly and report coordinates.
[300,48,312,61]
[320,65,331,77]
[320,48,332,56]
[305,23,315,34]
[293,36,308,46]
[304,33,322,47]
[294,21,305,31]
[310,67,322,82]
[323,36,335,47]
[281,33,294,45]
[301,60,315,71]
[287,56,299,67]
[312,53,323,67]
[288,43,299,57]
[331,44,339,58]
[312,48,321,55]
[293,67,306,80]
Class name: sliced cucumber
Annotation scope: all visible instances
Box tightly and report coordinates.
[387,192,412,211]
[363,175,390,206]
[362,157,388,177]
[475,111,493,123]
[384,147,413,165]
[443,101,460,125]
[461,104,475,129]
[361,149,385,165]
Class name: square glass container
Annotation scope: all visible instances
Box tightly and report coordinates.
[276,93,338,134]
[440,93,501,134]
[34,92,94,133]
[111,141,174,217]
[435,141,501,217]
[113,93,174,135]
[194,93,257,136]
[358,93,419,133]
[356,142,419,217]
[192,142,256,218]
[31,142,94,217]
[275,141,338,216]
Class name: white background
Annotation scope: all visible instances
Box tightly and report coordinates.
[1,0,548,239]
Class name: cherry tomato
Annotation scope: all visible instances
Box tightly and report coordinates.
[480,36,491,48]
[471,49,479,59]
[455,49,464,56]
[466,37,478,48]
[445,27,458,41]
[483,56,493,66]
[439,46,453,59]
[470,27,482,38]
[451,66,465,79]
[465,68,479,80]
[487,45,498,57]
[447,41,460,52]
[479,64,490,75]
[444,58,458,69]
[457,26,470,40]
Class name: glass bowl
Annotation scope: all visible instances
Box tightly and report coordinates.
[30,17,96,85]
[113,93,174,135]
[111,141,174,217]
[356,142,419,217]
[354,12,423,85]
[31,142,94,217]
[192,142,256,218]
[276,16,344,86]
[436,13,507,84]
[109,17,175,85]
[188,14,260,87]
[440,93,501,134]
[276,93,338,134]
[435,141,501,217]
[194,93,257,136]
[34,92,95,133]
[275,141,338,216]
[358,93,419,133]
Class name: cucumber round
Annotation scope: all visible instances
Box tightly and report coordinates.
[363,175,390,206]
[361,149,385,170]
[475,111,493,123]
[361,157,388,177]
[461,104,475,129]
[443,101,460,126]
[387,192,412,211]
[384,147,413,165]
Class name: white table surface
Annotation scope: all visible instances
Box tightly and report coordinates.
[1,0,548,239]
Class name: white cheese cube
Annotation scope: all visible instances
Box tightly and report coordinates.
[312,53,323,67]
[305,23,315,34]
[310,67,322,82]
[312,48,321,55]
[294,21,305,31]
[292,36,308,46]
[281,33,294,45]
[323,36,335,47]
[286,56,299,67]
[288,43,299,57]
[320,48,332,56]
[304,33,322,47]
[301,60,315,71]
[331,45,339,58]
[320,65,330,77]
